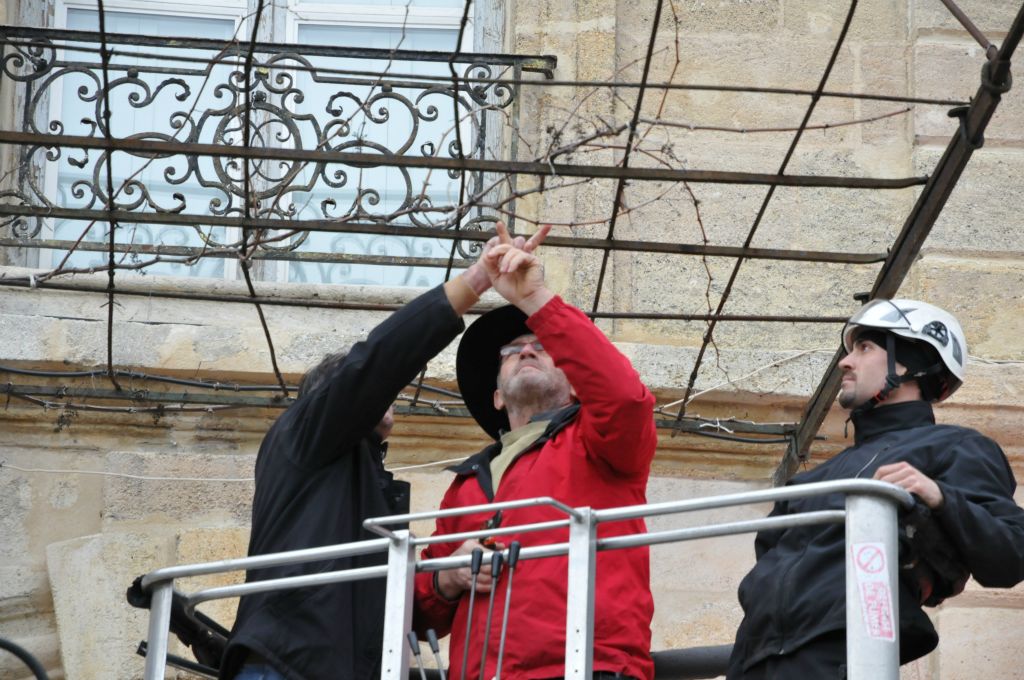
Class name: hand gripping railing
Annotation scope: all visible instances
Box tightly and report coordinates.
[136,481,911,680]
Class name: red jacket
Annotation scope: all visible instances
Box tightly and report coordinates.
[414,296,657,680]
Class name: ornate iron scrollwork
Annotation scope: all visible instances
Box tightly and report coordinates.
[0,27,554,279]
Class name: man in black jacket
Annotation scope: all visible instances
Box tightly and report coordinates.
[219,229,547,680]
[728,299,1024,680]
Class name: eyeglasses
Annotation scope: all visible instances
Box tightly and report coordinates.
[498,340,545,358]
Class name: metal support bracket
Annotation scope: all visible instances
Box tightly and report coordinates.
[564,507,596,679]
[947,106,985,150]
[380,530,416,680]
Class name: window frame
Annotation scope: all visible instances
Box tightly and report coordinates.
[44,0,249,279]
[14,0,504,287]
[271,1,475,286]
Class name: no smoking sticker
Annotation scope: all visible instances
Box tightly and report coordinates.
[855,544,886,574]
[851,542,895,641]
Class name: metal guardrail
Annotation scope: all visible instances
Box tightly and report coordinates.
[138,479,913,680]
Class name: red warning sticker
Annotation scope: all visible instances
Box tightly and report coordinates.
[851,542,896,641]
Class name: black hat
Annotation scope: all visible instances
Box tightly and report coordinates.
[456,305,530,440]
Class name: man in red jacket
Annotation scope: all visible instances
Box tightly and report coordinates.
[414,224,658,680]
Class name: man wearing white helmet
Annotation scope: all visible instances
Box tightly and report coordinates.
[727,299,1024,680]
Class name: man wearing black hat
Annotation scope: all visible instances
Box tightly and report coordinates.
[414,224,658,680]
[727,299,1024,679]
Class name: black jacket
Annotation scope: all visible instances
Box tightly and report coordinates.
[220,285,465,680]
[731,400,1024,671]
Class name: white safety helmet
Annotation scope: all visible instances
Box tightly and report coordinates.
[842,298,966,401]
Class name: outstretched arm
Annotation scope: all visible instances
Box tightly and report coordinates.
[289,229,542,467]
[483,222,656,477]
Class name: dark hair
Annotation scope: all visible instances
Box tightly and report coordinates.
[298,351,348,398]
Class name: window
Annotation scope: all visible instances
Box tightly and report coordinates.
[45,0,244,278]
[280,0,471,286]
[16,0,506,287]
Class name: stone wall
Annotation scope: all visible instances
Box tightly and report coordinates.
[2,1,1024,679]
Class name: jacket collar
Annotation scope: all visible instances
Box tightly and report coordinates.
[447,403,581,479]
[850,399,935,446]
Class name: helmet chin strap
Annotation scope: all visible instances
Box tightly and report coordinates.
[850,333,905,418]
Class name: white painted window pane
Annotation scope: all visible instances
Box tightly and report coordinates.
[284,23,463,286]
[310,0,467,7]
[50,9,236,278]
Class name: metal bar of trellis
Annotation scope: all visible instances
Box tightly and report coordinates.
[0,278,858,320]
[936,0,999,60]
[0,130,929,189]
[95,1,122,393]
[0,213,890,263]
[0,26,558,74]
[590,0,666,315]
[671,0,861,431]
[0,238,476,268]
[0,29,973,107]
[783,1,1024,485]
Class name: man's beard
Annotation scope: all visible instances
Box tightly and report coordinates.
[500,369,571,417]
[838,386,856,409]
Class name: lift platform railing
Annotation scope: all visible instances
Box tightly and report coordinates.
[137,479,912,680]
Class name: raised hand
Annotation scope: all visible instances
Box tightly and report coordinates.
[459,224,537,296]
[483,222,553,314]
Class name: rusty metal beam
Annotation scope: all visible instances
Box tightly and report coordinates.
[0,207,889,264]
[0,25,558,74]
[0,30,970,107]
[0,277,849,322]
[3,382,798,439]
[778,3,1024,486]
[0,130,928,190]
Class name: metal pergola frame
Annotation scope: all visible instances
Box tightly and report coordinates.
[0,1,1021,476]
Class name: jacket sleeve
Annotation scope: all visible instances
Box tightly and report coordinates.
[526,296,657,478]
[413,482,466,637]
[933,433,1024,588]
[287,285,464,468]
